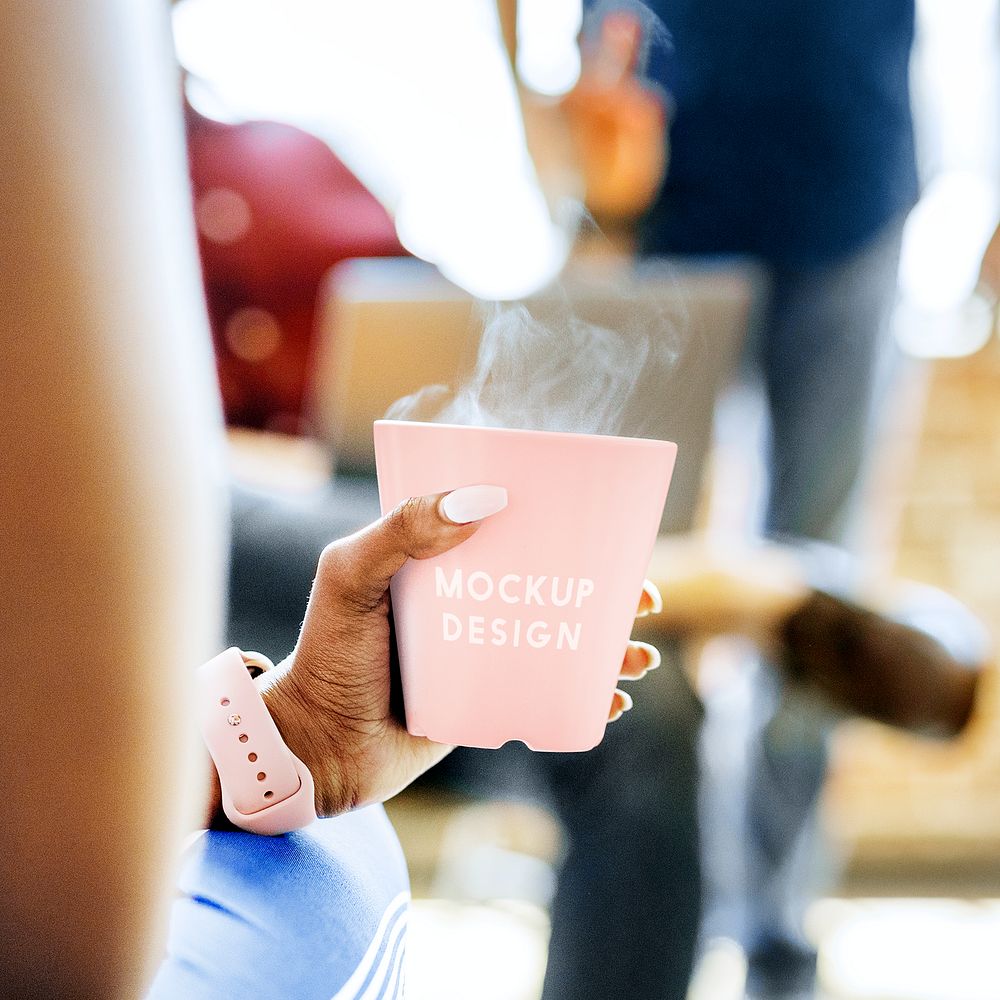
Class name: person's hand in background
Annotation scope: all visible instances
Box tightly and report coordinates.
[560,11,667,220]
[224,490,662,821]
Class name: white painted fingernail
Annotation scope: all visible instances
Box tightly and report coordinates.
[638,579,663,617]
[439,485,508,525]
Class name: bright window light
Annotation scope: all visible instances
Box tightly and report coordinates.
[808,898,1000,1000]
[516,0,582,97]
[897,0,1000,357]
[894,171,998,358]
[172,0,572,300]
[898,171,998,313]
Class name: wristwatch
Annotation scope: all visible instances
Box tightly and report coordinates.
[198,647,316,835]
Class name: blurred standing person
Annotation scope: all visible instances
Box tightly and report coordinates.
[567,3,917,995]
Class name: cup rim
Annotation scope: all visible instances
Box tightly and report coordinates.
[374,419,677,451]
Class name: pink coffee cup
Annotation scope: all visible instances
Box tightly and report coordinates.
[374,419,677,751]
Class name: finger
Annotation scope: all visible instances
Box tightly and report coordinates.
[319,486,508,607]
[636,579,663,618]
[608,688,634,723]
[597,12,643,83]
[618,640,661,680]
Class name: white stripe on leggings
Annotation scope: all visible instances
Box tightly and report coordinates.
[379,935,406,1000]
[356,910,407,1000]
[329,892,409,1000]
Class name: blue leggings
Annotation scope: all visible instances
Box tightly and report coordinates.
[149,806,410,999]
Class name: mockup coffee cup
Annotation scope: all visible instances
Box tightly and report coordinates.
[374,420,676,751]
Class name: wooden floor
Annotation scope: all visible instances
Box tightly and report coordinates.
[825,336,1000,891]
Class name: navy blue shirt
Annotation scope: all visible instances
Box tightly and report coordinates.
[632,0,919,265]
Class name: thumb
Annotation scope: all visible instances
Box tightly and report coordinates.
[318,485,508,608]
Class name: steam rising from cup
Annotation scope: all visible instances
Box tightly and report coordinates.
[387,287,685,437]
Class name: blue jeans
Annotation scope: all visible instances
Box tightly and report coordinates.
[736,217,905,989]
[434,645,704,1000]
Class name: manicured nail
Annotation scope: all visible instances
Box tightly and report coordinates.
[609,690,634,723]
[440,485,508,525]
[634,641,661,674]
[637,579,663,617]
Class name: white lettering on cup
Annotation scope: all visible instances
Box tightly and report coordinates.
[550,577,573,607]
[466,571,494,602]
[442,612,462,641]
[524,575,546,606]
[468,615,486,644]
[491,618,508,646]
[557,622,582,651]
[498,574,522,604]
[436,567,463,599]
[575,578,595,608]
[435,574,591,653]
[526,621,551,649]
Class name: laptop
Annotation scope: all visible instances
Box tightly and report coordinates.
[307,256,754,534]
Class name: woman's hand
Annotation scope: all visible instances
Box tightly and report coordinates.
[258,491,663,818]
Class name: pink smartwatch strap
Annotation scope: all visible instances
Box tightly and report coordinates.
[198,648,316,835]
